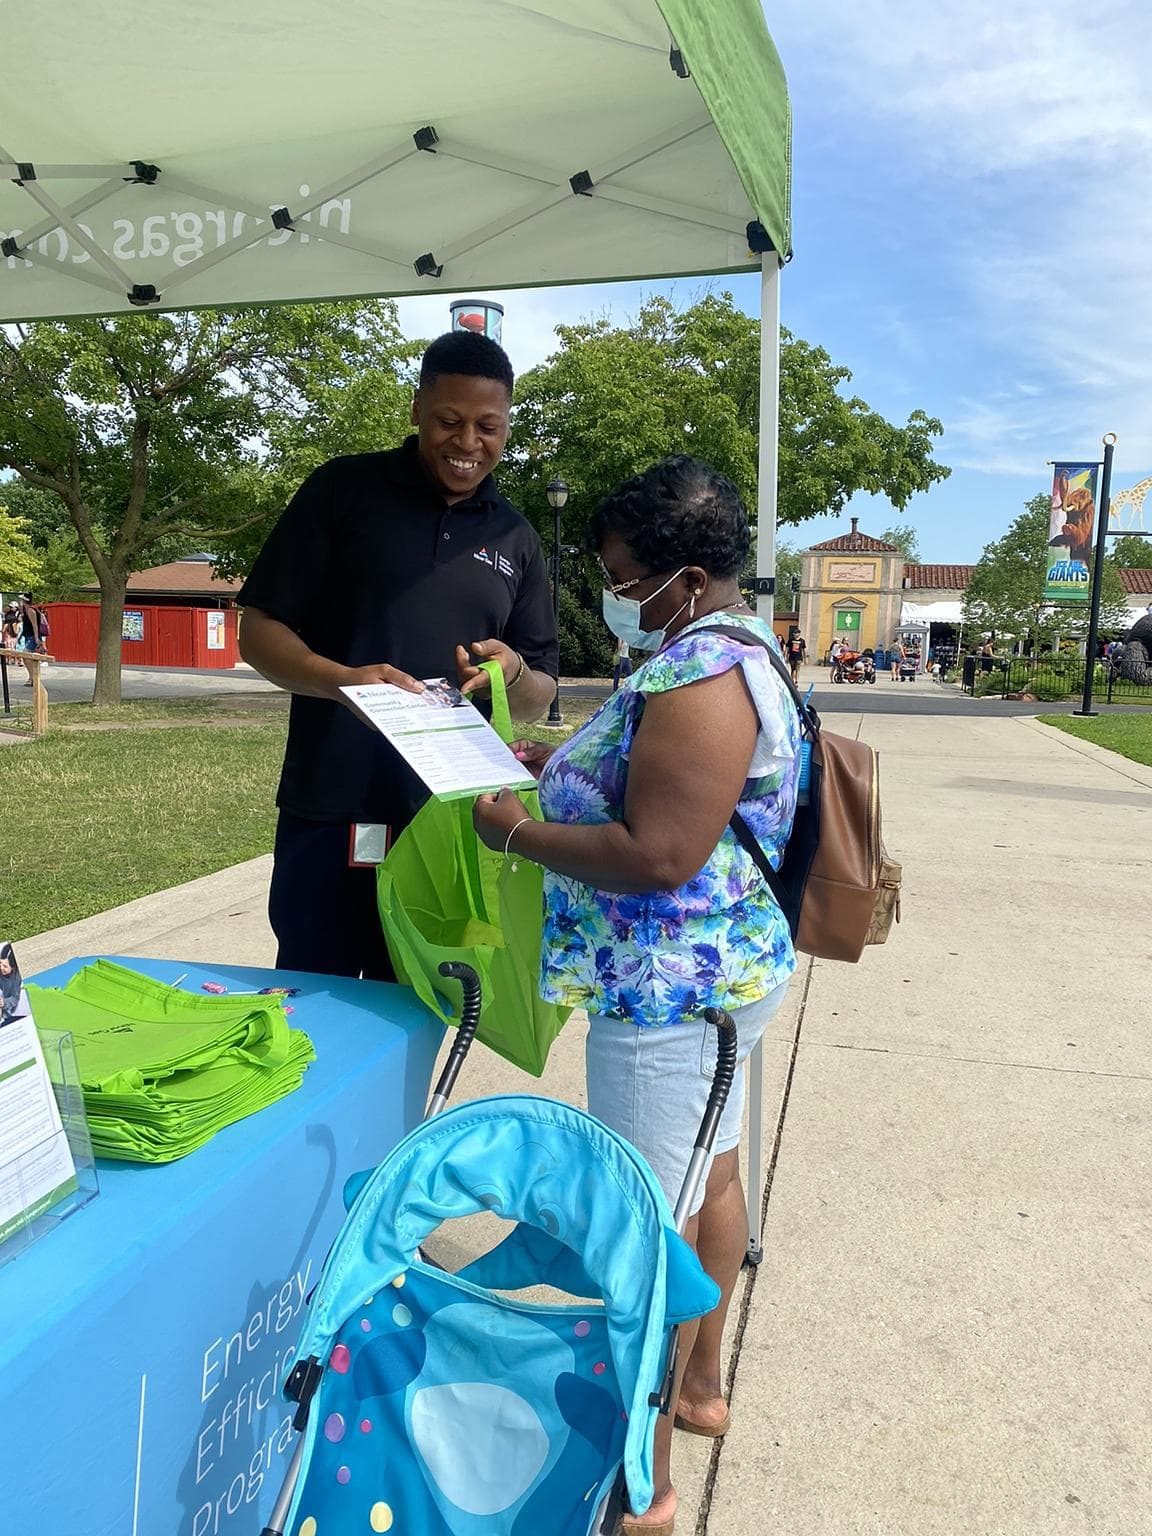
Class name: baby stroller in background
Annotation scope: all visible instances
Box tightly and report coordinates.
[831,648,876,685]
[897,646,920,682]
[262,964,734,1536]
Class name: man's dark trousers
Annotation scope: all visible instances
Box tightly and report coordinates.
[269,811,398,980]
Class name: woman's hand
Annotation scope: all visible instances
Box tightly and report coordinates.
[473,787,533,852]
[507,739,556,780]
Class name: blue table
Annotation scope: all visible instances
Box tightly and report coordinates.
[0,955,442,1536]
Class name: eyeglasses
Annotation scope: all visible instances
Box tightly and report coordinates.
[600,566,674,596]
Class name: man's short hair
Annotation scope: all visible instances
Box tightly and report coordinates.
[419,331,514,394]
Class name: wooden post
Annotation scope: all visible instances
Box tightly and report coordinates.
[0,649,54,737]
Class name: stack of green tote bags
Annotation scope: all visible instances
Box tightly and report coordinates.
[27,960,315,1163]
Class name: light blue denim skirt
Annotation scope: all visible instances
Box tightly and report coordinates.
[585,981,790,1216]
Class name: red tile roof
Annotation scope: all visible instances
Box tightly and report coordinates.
[901,564,1152,593]
[808,531,899,553]
[82,560,242,596]
[903,564,975,590]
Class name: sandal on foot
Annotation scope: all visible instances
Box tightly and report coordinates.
[673,1406,732,1439]
[620,1516,675,1536]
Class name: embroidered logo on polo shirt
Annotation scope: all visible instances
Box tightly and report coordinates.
[473,546,516,580]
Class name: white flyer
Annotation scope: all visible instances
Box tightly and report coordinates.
[0,942,78,1246]
[339,679,537,800]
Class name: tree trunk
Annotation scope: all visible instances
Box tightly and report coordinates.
[92,570,128,706]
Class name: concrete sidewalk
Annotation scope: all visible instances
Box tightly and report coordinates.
[22,712,1152,1534]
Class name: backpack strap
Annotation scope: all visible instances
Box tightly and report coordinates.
[727,800,787,907]
[688,622,815,916]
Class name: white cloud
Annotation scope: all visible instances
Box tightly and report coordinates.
[770,0,1152,475]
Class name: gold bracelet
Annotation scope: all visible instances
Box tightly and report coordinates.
[509,651,526,688]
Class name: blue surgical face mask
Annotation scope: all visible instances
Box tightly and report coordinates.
[601,567,691,652]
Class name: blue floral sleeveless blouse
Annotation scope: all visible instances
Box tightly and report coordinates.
[537,614,800,1028]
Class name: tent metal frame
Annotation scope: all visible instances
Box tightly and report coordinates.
[1,116,752,311]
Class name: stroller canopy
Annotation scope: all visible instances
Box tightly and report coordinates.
[288,1095,719,1531]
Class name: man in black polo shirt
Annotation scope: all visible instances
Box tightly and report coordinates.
[238,331,558,979]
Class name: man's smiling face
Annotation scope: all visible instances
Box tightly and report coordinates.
[412,373,511,503]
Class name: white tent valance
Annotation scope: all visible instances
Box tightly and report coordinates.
[901,600,964,625]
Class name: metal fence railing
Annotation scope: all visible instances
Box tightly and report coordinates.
[960,654,1152,704]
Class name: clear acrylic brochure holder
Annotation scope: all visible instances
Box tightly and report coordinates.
[0,1027,99,1268]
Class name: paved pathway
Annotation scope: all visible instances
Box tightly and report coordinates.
[18,711,1152,1534]
[15,659,1146,719]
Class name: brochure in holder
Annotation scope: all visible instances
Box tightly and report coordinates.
[0,941,98,1267]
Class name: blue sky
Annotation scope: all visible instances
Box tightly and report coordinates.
[396,0,1152,566]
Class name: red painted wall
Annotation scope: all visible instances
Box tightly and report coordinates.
[43,603,238,669]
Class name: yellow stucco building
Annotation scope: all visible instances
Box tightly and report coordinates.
[797,519,905,656]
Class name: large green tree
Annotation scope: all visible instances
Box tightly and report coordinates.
[1,479,97,600]
[1109,532,1151,568]
[772,541,803,614]
[880,524,921,561]
[963,493,1130,645]
[503,293,949,539]
[501,292,948,672]
[0,305,414,702]
[0,507,42,592]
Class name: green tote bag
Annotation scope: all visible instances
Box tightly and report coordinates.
[376,662,570,1075]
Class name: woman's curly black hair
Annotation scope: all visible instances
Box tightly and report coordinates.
[586,456,750,578]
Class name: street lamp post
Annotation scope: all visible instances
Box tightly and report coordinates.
[545,477,569,727]
[1074,434,1117,718]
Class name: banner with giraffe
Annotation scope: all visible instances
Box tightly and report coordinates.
[1044,462,1100,602]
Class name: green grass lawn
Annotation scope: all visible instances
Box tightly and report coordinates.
[1,691,602,944]
[2,711,288,941]
[1039,712,1152,768]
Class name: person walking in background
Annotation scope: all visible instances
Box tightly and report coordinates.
[17,595,43,684]
[890,638,906,680]
[0,942,24,1024]
[786,628,807,685]
[474,456,800,1536]
[238,330,559,980]
[2,602,21,654]
[979,640,995,673]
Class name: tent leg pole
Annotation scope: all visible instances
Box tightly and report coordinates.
[748,254,780,1262]
[755,255,782,617]
[745,1039,765,1266]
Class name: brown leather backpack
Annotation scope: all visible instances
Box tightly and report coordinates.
[702,626,902,963]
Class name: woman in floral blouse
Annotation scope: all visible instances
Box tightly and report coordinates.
[474,456,799,1536]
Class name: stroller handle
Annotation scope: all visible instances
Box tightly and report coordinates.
[426,962,483,1117]
[653,1008,740,1419]
[671,1008,738,1233]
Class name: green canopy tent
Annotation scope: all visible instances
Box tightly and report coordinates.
[0,0,792,1258]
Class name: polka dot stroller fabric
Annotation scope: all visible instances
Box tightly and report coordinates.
[279,1095,720,1536]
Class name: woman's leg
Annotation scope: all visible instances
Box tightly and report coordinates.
[626,1211,700,1530]
[591,988,785,1529]
[677,1148,745,1428]
[627,1154,746,1522]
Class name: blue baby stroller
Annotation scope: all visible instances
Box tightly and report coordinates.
[261,964,736,1536]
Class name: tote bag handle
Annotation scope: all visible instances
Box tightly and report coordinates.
[482,657,514,743]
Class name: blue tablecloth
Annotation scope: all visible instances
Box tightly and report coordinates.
[0,955,443,1536]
